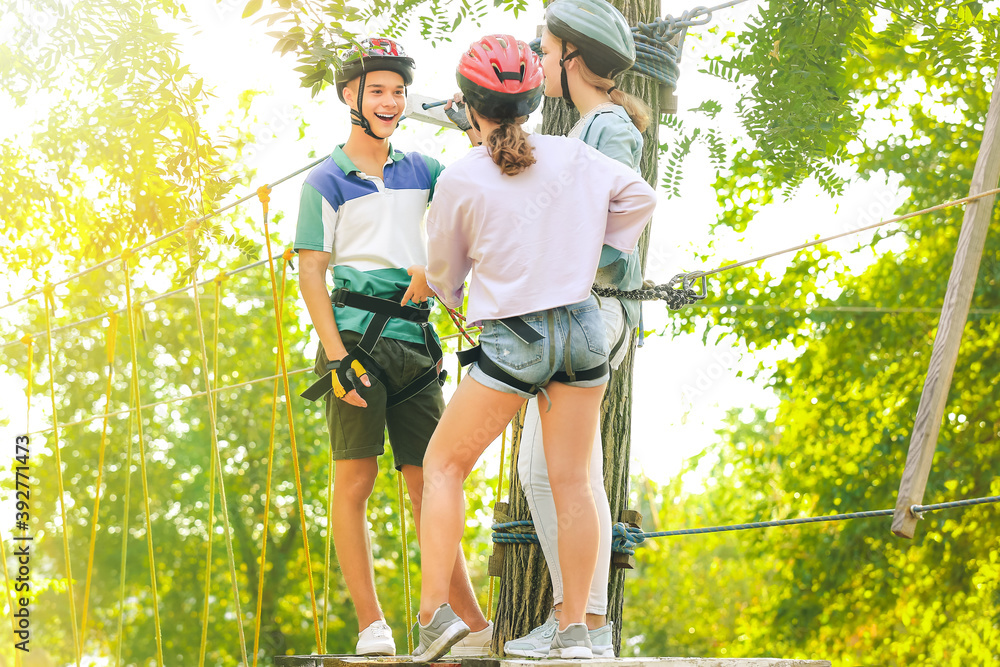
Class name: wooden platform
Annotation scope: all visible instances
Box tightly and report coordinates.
[275,656,831,667]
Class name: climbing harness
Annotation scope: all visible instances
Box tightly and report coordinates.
[455,312,609,397]
[300,288,446,405]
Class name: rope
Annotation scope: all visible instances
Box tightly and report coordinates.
[528,0,751,88]
[608,185,1000,306]
[42,286,83,667]
[252,260,289,665]
[199,274,227,667]
[446,307,478,346]
[691,303,1000,315]
[0,157,325,314]
[259,185,325,653]
[492,495,1000,555]
[80,312,118,650]
[397,472,414,653]
[187,220,251,667]
[122,259,165,665]
[323,453,335,653]
[114,376,136,667]
[2,257,478,352]
[2,253,279,351]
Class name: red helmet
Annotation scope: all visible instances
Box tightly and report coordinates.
[456,34,543,119]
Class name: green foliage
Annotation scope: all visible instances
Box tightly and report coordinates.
[0,0,243,280]
[1,254,500,665]
[240,0,502,97]
[624,4,1000,665]
[660,107,729,199]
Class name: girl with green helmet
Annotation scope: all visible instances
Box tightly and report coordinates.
[505,0,653,658]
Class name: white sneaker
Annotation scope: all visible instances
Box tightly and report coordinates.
[549,623,593,660]
[448,620,494,656]
[589,622,615,657]
[503,610,558,658]
[356,619,395,656]
[412,603,470,663]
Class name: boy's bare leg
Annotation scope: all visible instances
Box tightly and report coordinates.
[402,464,489,631]
[332,456,383,631]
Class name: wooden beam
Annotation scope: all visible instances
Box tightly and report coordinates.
[891,63,1000,538]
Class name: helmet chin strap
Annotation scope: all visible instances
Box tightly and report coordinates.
[559,39,581,108]
[350,72,391,140]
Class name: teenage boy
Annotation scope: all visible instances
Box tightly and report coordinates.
[294,38,490,656]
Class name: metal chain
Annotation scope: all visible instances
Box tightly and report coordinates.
[594,272,708,310]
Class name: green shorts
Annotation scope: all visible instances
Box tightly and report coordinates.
[314,330,444,470]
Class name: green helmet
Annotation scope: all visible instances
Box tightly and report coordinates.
[544,0,636,79]
[335,38,415,104]
[334,38,415,139]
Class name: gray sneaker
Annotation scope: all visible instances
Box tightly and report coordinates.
[588,622,614,658]
[503,610,558,658]
[549,622,593,660]
[412,603,470,663]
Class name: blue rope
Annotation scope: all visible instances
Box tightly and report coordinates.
[492,495,1000,556]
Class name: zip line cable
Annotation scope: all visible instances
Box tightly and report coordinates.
[600,185,1000,308]
[0,156,324,313]
[697,186,1000,279]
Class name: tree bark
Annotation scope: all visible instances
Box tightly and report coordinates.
[493,0,661,654]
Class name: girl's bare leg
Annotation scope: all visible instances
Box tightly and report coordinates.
[419,376,525,623]
[537,381,606,630]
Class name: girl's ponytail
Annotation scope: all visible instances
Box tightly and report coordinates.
[577,58,651,133]
[485,117,536,176]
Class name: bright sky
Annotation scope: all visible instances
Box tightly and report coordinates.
[1,0,918,492]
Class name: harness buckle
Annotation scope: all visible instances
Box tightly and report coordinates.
[330,287,350,308]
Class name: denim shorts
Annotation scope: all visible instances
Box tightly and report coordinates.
[469,294,610,399]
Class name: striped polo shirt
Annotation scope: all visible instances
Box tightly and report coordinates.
[294,144,445,344]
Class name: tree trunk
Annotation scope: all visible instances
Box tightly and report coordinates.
[493,0,661,654]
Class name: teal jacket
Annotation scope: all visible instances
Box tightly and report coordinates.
[575,105,646,331]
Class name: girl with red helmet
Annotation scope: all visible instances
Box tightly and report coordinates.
[505,2,655,658]
[403,34,657,662]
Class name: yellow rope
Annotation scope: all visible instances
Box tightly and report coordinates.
[42,285,83,667]
[323,450,334,652]
[198,274,226,667]
[122,257,165,665]
[252,259,290,665]
[114,366,136,667]
[398,472,414,653]
[80,311,118,648]
[186,233,251,666]
[258,185,324,651]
